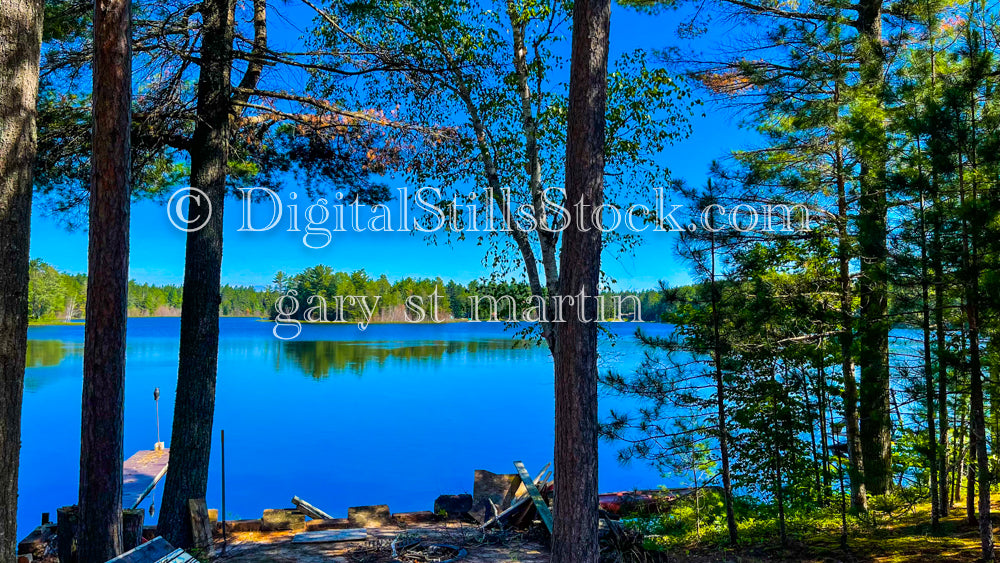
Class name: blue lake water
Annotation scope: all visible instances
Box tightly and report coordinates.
[17,318,672,538]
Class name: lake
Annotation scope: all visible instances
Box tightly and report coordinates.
[17,317,672,538]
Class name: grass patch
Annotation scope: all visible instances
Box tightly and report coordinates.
[622,490,993,562]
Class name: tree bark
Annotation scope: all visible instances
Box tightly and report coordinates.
[854,0,893,496]
[157,0,234,547]
[0,0,43,558]
[966,418,976,524]
[78,0,132,558]
[708,214,738,543]
[551,0,609,559]
[954,404,967,507]
[917,149,939,527]
[928,15,950,519]
[817,363,832,504]
[963,86,992,559]
[935,232,949,515]
[835,118,867,511]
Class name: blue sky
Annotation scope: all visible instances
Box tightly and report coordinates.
[29,3,754,290]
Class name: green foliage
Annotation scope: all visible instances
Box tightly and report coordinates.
[28,259,82,320]
[26,260,274,320]
[632,493,857,550]
[855,490,925,533]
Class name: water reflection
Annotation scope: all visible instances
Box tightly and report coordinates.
[24,340,82,392]
[26,340,69,368]
[281,338,538,379]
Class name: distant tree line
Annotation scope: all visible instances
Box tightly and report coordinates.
[27,259,275,321]
[272,265,674,323]
[31,259,950,327]
[26,259,678,323]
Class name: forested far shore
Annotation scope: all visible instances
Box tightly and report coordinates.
[27,259,273,320]
[29,259,957,326]
[27,261,674,322]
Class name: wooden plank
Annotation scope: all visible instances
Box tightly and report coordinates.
[513,461,553,533]
[123,509,145,551]
[105,536,196,563]
[57,505,78,563]
[512,463,550,503]
[122,449,170,510]
[532,463,551,485]
[481,495,531,529]
[187,499,212,550]
[291,529,367,544]
[292,496,334,520]
[159,549,197,563]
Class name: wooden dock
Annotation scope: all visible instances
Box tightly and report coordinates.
[122,448,169,510]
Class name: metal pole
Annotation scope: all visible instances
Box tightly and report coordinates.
[221,429,227,554]
[154,387,163,450]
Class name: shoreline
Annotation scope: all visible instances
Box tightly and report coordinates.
[30,317,657,326]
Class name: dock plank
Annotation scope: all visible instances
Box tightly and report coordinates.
[292,529,367,544]
[292,496,335,520]
[513,461,553,533]
[122,449,170,510]
[106,536,195,563]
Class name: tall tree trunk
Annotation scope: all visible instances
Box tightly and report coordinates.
[817,362,832,504]
[551,0,608,558]
[77,0,132,558]
[709,216,738,544]
[935,234,950,515]
[157,0,234,547]
[806,385,822,503]
[927,10,951,519]
[0,0,43,558]
[919,178,939,527]
[966,424,976,524]
[773,365,787,548]
[835,114,867,511]
[954,403,967,507]
[963,74,992,559]
[932,154,951,516]
[835,410,850,547]
[854,0,892,496]
[775,448,787,547]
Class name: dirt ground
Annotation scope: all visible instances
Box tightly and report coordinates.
[211,522,551,563]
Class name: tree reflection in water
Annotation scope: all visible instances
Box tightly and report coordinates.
[281,338,539,379]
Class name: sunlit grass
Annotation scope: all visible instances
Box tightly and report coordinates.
[628,491,996,561]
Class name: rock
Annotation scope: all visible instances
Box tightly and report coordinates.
[262,509,306,531]
[347,505,393,528]
[433,494,473,518]
[471,470,520,523]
